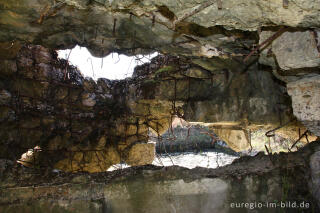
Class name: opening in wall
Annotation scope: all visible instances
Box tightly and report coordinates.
[107,117,240,171]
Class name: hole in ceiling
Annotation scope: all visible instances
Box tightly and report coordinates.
[58,45,158,80]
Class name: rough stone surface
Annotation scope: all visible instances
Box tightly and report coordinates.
[124,143,155,166]
[310,150,320,208]
[54,145,121,173]
[213,129,250,152]
[0,0,295,66]
[0,0,319,154]
[180,0,320,30]
[134,55,293,126]
[0,141,319,212]
[0,45,164,172]
[287,75,320,136]
[0,2,320,211]
[1,0,320,56]
[259,30,320,71]
[0,0,320,168]
[81,92,96,107]
[0,45,314,170]
[0,42,21,59]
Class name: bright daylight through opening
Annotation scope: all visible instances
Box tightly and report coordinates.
[58,45,158,80]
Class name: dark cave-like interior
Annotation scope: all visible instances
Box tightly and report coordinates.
[0,0,320,212]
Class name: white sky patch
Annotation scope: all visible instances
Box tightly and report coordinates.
[152,151,238,169]
[58,45,158,80]
[107,151,238,171]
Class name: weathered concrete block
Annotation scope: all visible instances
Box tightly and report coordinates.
[125,143,155,166]
[213,129,250,152]
[260,30,320,70]
[287,75,320,136]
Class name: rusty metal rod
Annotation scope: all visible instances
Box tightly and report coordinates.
[244,27,287,62]
[290,130,308,150]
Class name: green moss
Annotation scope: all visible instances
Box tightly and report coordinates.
[143,79,157,84]
[155,66,174,75]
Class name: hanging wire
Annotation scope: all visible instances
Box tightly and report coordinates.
[87,57,95,77]
[114,53,121,64]
[64,49,73,80]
